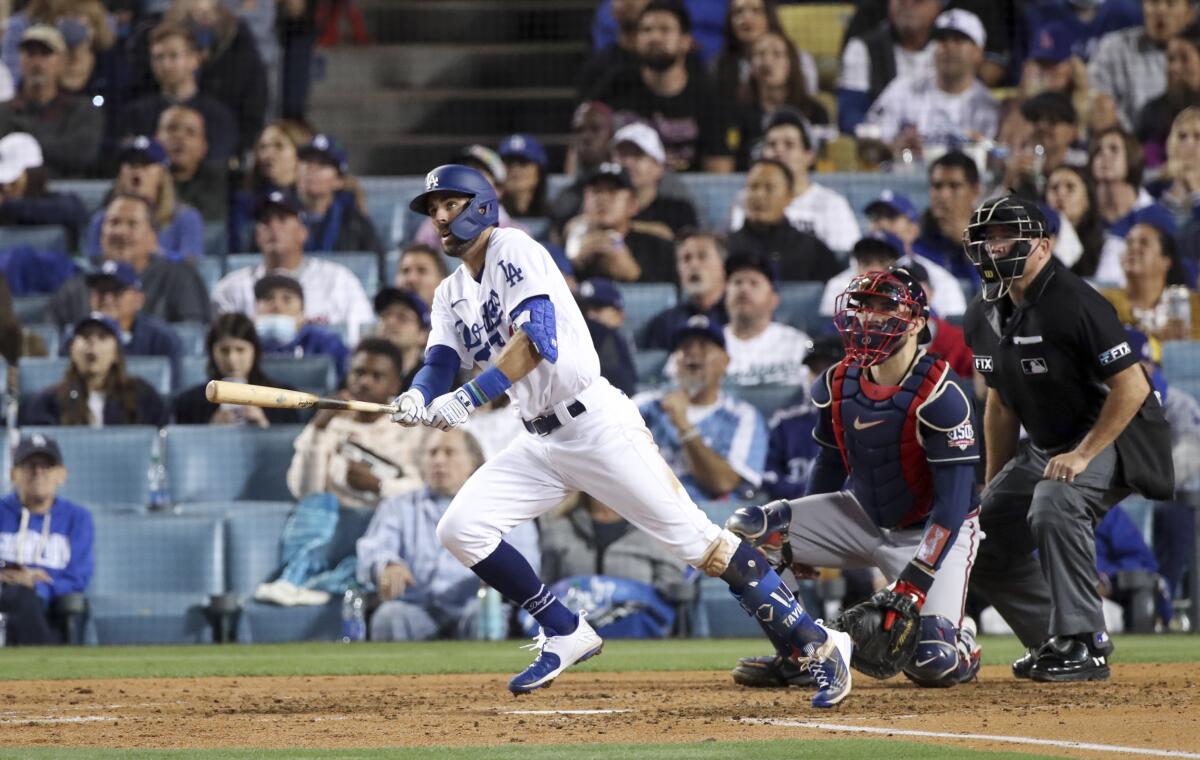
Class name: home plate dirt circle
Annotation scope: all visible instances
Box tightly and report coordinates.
[0,665,1195,757]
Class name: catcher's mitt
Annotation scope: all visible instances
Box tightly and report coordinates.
[829,588,920,679]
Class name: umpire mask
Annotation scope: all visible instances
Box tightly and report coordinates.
[963,196,1048,302]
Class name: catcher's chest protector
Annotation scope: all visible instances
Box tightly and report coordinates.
[830,355,947,529]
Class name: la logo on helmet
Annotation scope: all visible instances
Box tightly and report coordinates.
[425,171,440,191]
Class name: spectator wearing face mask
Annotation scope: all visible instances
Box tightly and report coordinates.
[253,274,349,385]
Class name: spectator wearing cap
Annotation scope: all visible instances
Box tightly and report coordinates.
[374,287,430,390]
[1090,0,1195,131]
[254,274,350,385]
[729,108,860,253]
[836,0,939,134]
[576,0,648,99]
[295,133,383,255]
[1017,0,1141,66]
[1012,19,1102,134]
[1137,22,1200,167]
[597,0,735,173]
[1100,222,1200,340]
[638,231,729,350]
[761,334,843,500]
[83,136,205,261]
[635,314,767,501]
[499,134,549,218]
[1000,91,1088,200]
[577,278,637,396]
[0,25,101,178]
[0,434,94,645]
[117,24,239,164]
[19,312,168,427]
[899,261,973,380]
[549,102,616,236]
[914,151,982,282]
[0,0,114,94]
[612,122,699,239]
[65,260,184,386]
[720,251,810,388]
[156,104,228,225]
[864,9,999,155]
[0,132,87,249]
[726,158,839,282]
[392,243,447,309]
[563,162,675,283]
[213,192,373,336]
[49,195,211,329]
[411,145,527,250]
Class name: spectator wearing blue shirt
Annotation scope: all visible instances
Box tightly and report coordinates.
[295,134,383,255]
[373,287,430,390]
[356,428,540,641]
[639,231,729,349]
[253,274,349,385]
[83,136,205,261]
[59,261,183,389]
[1017,0,1142,66]
[0,434,94,645]
[635,314,767,501]
[0,132,87,250]
[577,278,638,397]
[913,151,982,282]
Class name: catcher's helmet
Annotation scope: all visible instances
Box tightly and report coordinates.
[408,164,500,242]
[962,195,1048,301]
[833,266,928,368]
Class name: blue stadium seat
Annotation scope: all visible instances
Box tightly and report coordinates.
[12,294,50,324]
[177,355,209,391]
[618,283,678,338]
[18,356,172,398]
[170,322,209,357]
[677,173,743,231]
[191,255,224,294]
[0,429,10,494]
[309,252,380,294]
[360,176,422,248]
[220,501,295,594]
[776,282,828,334]
[0,225,67,252]
[88,513,225,644]
[128,356,172,395]
[261,355,337,394]
[728,384,803,421]
[513,216,551,241]
[48,179,109,213]
[634,349,670,389]
[1162,340,1200,384]
[23,323,58,354]
[163,424,303,503]
[203,222,227,258]
[20,426,157,511]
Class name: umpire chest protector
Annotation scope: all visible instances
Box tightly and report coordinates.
[822,353,960,529]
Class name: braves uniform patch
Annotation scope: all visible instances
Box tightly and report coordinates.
[1098,341,1131,366]
[946,421,975,450]
[915,524,951,566]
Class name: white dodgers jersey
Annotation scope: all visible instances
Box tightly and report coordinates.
[427,228,600,419]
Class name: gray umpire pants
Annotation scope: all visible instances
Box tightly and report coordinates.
[969,441,1129,647]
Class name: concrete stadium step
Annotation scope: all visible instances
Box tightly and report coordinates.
[349,135,570,175]
[317,43,588,90]
[359,0,594,45]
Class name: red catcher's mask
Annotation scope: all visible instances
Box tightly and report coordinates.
[833,270,925,367]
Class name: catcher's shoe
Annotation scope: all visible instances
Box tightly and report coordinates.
[805,623,853,708]
[508,611,603,695]
[1030,635,1110,683]
[957,617,982,683]
[731,655,817,688]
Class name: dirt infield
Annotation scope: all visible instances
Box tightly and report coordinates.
[1,664,1197,757]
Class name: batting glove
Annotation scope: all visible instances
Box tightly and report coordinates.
[390,389,429,427]
[427,388,478,431]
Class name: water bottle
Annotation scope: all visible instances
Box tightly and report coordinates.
[341,589,366,643]
[477,586,504,641]
[147,431,172,512]
[1165,285,1192,337]
[0,612,7,647]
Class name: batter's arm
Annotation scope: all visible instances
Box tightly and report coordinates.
[490,329,543,384]
[983,388,1020,484]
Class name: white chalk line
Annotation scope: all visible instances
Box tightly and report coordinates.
[505,709,632,715]
[740,718,1200,758]
[0,715,114,725]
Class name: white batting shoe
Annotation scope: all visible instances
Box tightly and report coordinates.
[805,622,853,708]
[508,611,604,694]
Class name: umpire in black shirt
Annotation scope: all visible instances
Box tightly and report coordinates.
[962,196,1172,682]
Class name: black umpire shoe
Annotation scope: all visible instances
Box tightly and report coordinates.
[731,655,817,688]
[1030,635,1111,682]
[1012,647,1040,679]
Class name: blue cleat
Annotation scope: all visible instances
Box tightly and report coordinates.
[805,623,853,708]
[508,611,603,695]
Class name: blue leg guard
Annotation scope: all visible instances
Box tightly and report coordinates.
[903,615,979,688]
[722,542,825,652]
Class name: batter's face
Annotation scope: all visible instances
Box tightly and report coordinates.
[422,430,478,497]
[12,455,66,506]
[347,352,401,404]
[426,192,479,257]
[212,336,256,379]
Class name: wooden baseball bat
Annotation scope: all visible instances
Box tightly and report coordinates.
[205,380,398,415]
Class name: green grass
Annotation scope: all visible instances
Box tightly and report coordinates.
[0,634,1196,682]
[0,740,1067,760]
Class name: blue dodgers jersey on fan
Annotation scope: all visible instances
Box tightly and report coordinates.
[811,355,980,531]
[762,400,822,500]
[0,493,94,602]
[635,391,768,502]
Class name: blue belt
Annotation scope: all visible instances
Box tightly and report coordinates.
[523,400,587,436]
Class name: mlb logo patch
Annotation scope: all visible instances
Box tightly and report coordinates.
[974,355,993,372]
[947,422,976,450]
[1021,357,1048,374]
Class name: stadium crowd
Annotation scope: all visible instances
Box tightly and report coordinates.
[0,0,1196,645]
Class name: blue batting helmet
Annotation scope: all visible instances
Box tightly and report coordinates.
[408,164,499,241]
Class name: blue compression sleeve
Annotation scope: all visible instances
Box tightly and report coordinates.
[510,295,558,363]
[411,344,459,403]
[804,445,848,497]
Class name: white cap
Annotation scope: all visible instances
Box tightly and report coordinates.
[933,8,985,49]
[612,122,666,165]
[0,133,43,185]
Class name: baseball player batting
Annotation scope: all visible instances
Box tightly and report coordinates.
[728,267,982,689]
[390,164,852,706]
